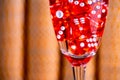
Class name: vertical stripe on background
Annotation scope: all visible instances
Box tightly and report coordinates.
[86,57,96,80]
[0,0,25,80]
[26,0,60,80]
[99,0,120,80]
[62,57,73,80]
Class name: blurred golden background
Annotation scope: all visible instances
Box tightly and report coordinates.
[0,0,120,80]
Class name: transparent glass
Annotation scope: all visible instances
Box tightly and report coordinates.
[49,0,109,80]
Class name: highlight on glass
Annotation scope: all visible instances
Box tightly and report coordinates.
[49,0,109,80]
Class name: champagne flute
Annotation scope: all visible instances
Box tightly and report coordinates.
[49,0,109,80]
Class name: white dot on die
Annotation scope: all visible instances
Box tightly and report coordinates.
[102,9,106,13]
[57,35,61,39]
[97,14,101,18]
[88,44,91,47]
[79,27,83,31]
[56,10,64,18]
[80,35,85,39]
[92,0,96,3]
[68,0,73,3]
[91,43,94,47]
[81,21,85,24]
[80,2,85,7]
[74,18,79,25]
[88,0,92,5]
[74,1,79,5]
[96,5,101,9]
[86,39,90,42]
[71,45,76,50]
[80,17,85,24]
[92,34,97,37]
[93,38,97,42]
[61,26,65,31]
[80,42,85,47]
[80,17,85,20]
[89,38,93,42]
[91,10,96,14]
[94,43,98,46]
[58,30,63,35]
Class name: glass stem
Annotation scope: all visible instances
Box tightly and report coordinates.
[72,65,86,80]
